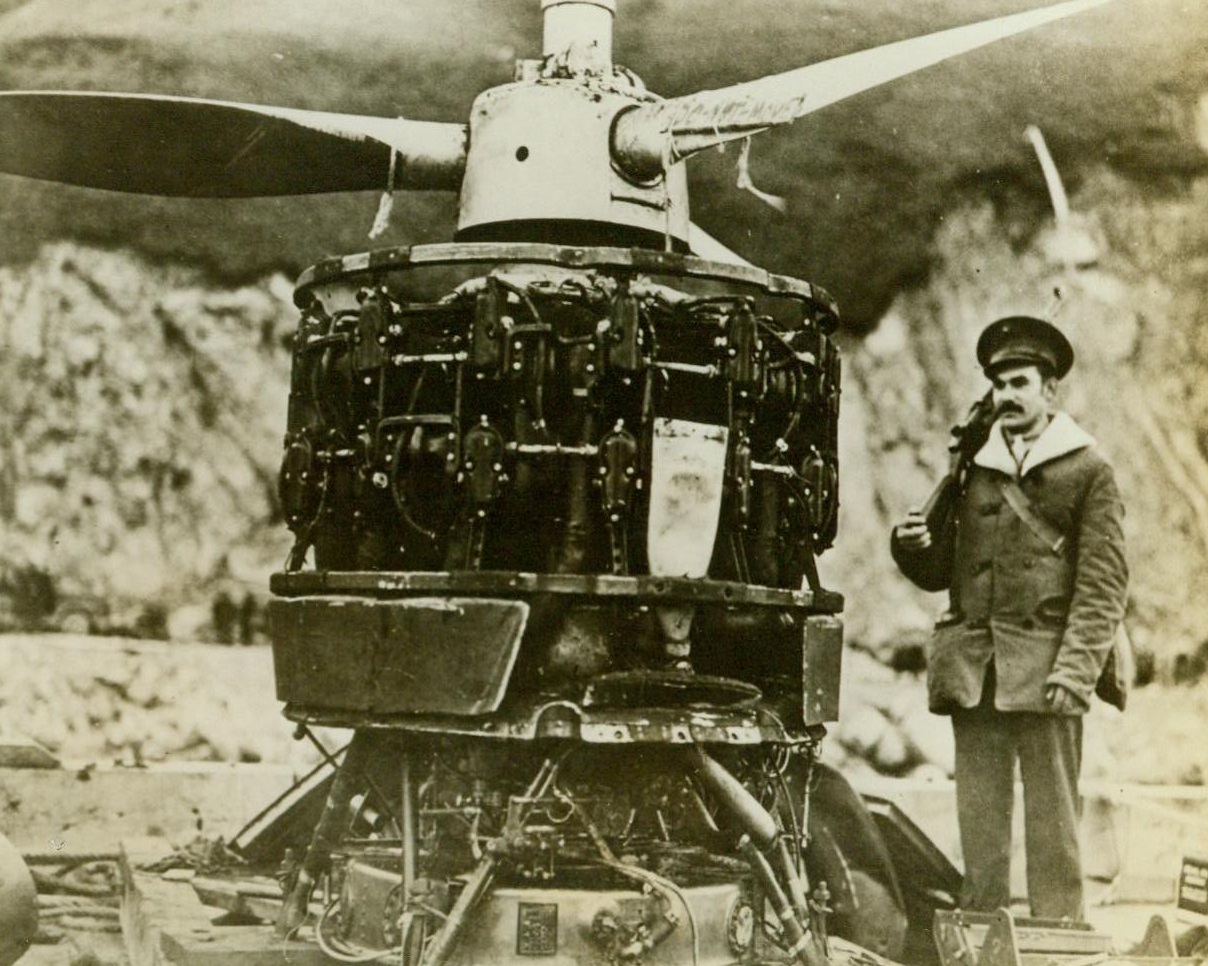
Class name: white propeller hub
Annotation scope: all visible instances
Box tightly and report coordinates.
[457,80,691,249]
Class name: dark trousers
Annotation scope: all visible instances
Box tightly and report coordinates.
[951,682,1084,919]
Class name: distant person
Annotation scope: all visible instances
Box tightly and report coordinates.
[890,316,1127,920]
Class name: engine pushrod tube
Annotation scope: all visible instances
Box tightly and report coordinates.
[506,442,600,456]
[391,352,468,365]
[653,360,720,377]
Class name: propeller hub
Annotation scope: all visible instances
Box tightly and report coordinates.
[457,81,690,249]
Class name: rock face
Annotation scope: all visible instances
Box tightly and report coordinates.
[0,244,293,632]
[0,633,333,768]
[822,166,1208,670]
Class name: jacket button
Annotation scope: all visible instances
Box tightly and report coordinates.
[1021,618,1035,630]
[1023,558,1035,570]
[980,503,1000,516]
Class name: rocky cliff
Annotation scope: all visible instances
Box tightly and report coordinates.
[0,245,294,636]
[824,165,1208,669]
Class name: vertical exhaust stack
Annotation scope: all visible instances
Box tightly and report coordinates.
[542,0,616,71]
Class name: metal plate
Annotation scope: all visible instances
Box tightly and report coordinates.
[457,881,759,966]
[269,596,378,709]
[1179,855,1208,918]
[516,902,559,957]
[802,614,843,724]
[270,597,528,716]
[373,598,528,715]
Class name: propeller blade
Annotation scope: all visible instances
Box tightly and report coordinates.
[614,0,1114,180]
[0,91,467,196]
[688,223,754,267]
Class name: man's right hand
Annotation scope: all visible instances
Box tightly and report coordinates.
[893,510,932,550]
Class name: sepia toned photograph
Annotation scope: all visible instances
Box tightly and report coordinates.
[0,1,1205,964]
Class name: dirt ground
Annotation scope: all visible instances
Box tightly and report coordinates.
[0,634,327,771]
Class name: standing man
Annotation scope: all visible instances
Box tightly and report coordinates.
[891,316,1127,920]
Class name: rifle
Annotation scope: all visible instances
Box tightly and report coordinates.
[921,390,997,542]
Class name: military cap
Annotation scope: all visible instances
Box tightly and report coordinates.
[976,315,1073,379]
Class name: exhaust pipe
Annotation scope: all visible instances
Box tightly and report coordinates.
[684,746,828,966]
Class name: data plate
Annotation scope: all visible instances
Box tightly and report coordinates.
[516,902,559,956]
[1178,855,1208,918]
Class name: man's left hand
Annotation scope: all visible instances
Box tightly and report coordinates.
[1044,683,1081,714]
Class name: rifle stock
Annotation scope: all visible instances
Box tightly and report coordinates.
[922,390,996,543]
[922,473,959,538]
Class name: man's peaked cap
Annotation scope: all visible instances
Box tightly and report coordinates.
[976,315,1074,379]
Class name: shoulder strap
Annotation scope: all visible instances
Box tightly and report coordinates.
[999,479,1066,554]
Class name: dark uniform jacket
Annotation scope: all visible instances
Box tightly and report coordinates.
[893,412,1128,715]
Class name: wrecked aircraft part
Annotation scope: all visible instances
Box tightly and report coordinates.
[260,240,863,962]
[0,833,36,966]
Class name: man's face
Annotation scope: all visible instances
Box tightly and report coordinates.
[990,363,1057,436]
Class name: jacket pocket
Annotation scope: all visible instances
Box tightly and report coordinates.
[1034,593,1070,626]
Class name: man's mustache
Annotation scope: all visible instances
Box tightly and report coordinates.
[996,402,1024,416]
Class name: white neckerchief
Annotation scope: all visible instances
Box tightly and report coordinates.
[973,411,1096,478]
